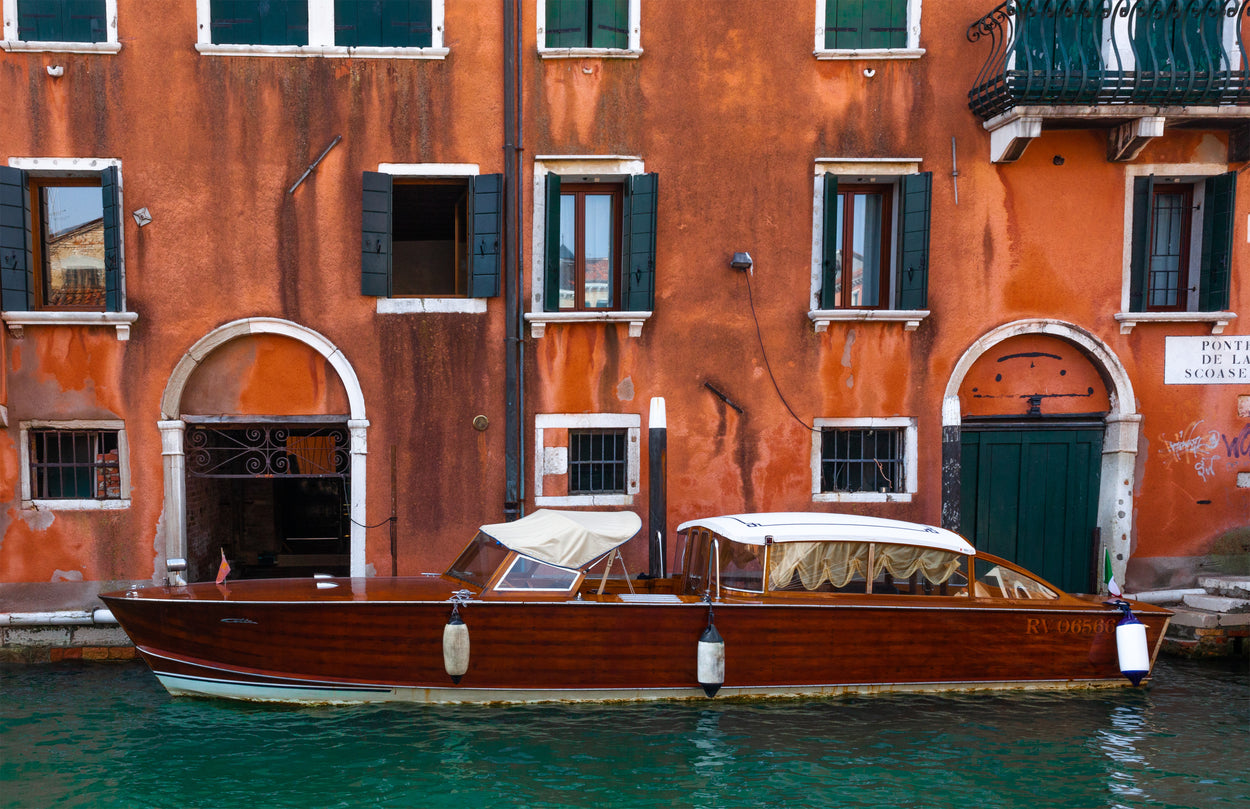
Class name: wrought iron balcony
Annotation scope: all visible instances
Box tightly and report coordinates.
[968,1,1250,160]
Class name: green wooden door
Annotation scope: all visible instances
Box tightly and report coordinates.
[960,428,1102,594]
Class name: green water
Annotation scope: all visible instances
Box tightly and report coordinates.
[2,657,1246,809]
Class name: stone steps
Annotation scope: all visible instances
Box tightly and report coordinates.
[1158,575,1250,658]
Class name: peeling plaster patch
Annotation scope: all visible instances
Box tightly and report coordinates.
[19,508,55,531]
[1238,472,1250,488]
[846,375,854,389]
[841,330,857,368]
[1239,395,1249,419]
[152,507,166,583]
[365,563,377,578]
[52,569,83,582]
[617,376,635,402]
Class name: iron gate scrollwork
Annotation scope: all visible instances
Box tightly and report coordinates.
[185,424,350,478]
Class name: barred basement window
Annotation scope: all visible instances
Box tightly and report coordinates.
[820,426,904,494]
[28,429,121,499]
[569,429,627,494]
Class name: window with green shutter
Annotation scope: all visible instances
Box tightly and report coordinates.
[334,0,432,48]
[1129,172,1235,313]
[360,172,502,299]
[824,0,908,50]
[16,0,107,42]
[210,0,309,46]
[820,172,930,311]
[545,0,629,49]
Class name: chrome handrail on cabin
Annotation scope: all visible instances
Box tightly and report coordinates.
[967,0,1250,120]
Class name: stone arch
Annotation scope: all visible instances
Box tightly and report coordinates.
[942,319,1140,588]
[157,318,369,581]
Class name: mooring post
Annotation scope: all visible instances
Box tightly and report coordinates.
[648,397,667,578]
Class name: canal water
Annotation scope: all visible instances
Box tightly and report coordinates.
[2,657,1246,809]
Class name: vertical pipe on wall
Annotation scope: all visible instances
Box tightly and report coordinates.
[502,0,524,521]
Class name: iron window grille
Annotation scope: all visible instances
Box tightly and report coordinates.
[820,427,904,493]
[568,429,627,494]
[185,424,350,478]
[28,429,120,499]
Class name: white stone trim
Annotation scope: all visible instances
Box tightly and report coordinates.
[159,318,370,578]
[531,156,649,335]
[195,0,447,57]
[1118,162,1234,326]
[810,417,917,503]
[2,0,119,52]
[378,163,479,176]
[2,311,138,340]
[943,319,1139,589]
[534,413,640,507]
[536,0,641,57]
[814,0,922,56]
[18,418,130,510]
[810,160,924,319]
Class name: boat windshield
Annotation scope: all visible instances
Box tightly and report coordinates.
[769,541,966,594]
[494,555,580,592]
[719,539,765,593]
[974,558,1059,600]
[446,532,510,588]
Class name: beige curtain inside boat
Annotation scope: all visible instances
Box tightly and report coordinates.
[768,541,964,591]
[479,509,642,571]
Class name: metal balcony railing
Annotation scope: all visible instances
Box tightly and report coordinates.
[968,0,1250,120]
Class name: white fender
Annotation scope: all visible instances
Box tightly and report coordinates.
[443,608,470,684]
[1115,608,1149,687]
[697,623,725,698]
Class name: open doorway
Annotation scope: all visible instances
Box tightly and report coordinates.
[183,420,350,582]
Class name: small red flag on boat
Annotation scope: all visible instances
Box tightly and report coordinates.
[215,549,231,585]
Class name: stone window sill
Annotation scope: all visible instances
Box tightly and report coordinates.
[808,309,929,332]
[376,298,487,314]
[195,43,449,59]
[814,48,924,61]
[535,494,635,507]
[1,40,120,53]
[539,48,641,59]
[526,311,651,338]
[3,311,138,340]
[1115,311,1235,335]
[812,492,913,504]
[22,499,130,511]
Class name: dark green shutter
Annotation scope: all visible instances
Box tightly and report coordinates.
[1128,175,1154,313]
[828,0,906,50]
[543,173,563,311]
[17,0,107,42]
[334,0,432,48]
[896,171,931,310]
[0,166,32,312]
[1199,171,1236,312]
[590,0,628,49]
[624,172,658,312]
[100,166,121,312]
[210,0,308,46]
[361,171,392,296]
[468,173,502,298]
[546,0,588,48]
[820,173,839,309]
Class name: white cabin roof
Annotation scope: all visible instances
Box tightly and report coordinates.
[676,512,976,555]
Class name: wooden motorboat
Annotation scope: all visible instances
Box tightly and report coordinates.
[100,510,1171,704]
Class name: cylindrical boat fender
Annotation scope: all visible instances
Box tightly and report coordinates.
[697,613,725,698]
[1113,602,1149,687]
[443,604,470,684]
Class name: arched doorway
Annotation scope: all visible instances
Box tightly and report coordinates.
[158,318,369,583]
[943,320,1140,594]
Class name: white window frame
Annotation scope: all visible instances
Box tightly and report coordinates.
[373,162,487,315]
[811,417,917,503]
[537,0,641,59]
[527,155,652,337]
[1,0,120,53]
[19,419,131,510]
[534,413,640,507]
[814,0,923,60]
[194,0,448,58]
[1,157,138,341]
[809,158,929,332]
[1115,162,1237,335]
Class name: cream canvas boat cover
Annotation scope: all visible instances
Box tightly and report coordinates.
[479,509,643,571]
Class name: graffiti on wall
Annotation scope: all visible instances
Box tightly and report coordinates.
[1160,421,1250,482]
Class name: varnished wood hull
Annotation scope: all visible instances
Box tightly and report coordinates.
[101,578,1172,704]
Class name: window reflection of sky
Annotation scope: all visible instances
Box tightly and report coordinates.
[41,185,102,238]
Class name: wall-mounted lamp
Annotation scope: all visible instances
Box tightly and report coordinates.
[132,207,152,227]
[46,65,64,78]
[730,252,753,272]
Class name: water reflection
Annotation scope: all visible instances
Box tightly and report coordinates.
[1,658,1246,809]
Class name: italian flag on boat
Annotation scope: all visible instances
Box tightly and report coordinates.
[1104,547,1122,598]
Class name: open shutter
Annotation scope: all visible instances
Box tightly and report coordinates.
[624,172,658,312]
[590,0,628,49]
[862,0,907,49]
[0,166,32,312]
[361,171,391,296]
[896,171,932,310]
[1199,171,1236,312]
[468,173,502,298]
[543,172,563,311]
[101,166,121,312]
[1128,175,1154,312]
[545,0,588,48]
[820,173,839,309]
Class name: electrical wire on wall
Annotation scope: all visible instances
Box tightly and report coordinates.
[740,267,819,434]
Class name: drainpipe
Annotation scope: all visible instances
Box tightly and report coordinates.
[502,0,524,521]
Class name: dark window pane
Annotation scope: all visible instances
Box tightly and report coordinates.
[391,181,467,297]
[335,0,432,47]
[547,0,626,48]
[17,0,107,42]
[29,430,120,500]
[38,183,105,309]
[210,0,309,46]
[1146,185,1192,311]
[820,427,903,493]
[569,430,626,494]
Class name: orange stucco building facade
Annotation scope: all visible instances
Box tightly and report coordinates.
[1,1,1247,602]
